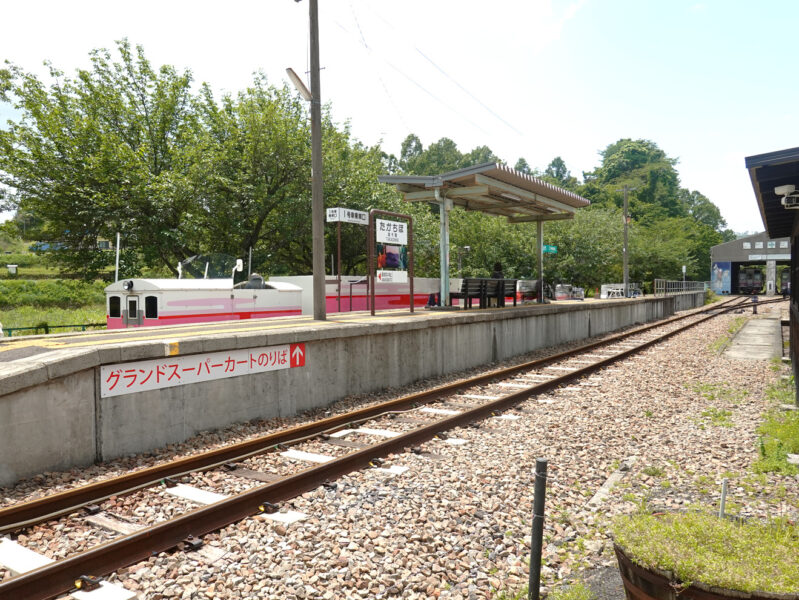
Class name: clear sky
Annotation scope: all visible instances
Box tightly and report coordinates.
[1,0,797,233]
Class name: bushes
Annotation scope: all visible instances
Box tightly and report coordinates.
[0,252,44,267]
[0,279,106,309]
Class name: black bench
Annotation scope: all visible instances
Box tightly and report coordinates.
[497,279,518,307]
[450,278,484,309]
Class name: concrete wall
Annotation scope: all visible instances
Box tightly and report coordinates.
[673,291,705,311]
[0,295,698,488]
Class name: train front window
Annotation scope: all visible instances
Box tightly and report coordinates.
[145,296,158,319]
[109,296,121,318]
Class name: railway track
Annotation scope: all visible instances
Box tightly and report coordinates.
[0,296,771,599]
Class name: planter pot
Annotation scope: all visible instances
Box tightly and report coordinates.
[614,543,799,600]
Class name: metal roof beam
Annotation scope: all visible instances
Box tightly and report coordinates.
[474,174,576,214]
[508,213,574,223]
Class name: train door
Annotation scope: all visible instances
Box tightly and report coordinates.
[125,295,142,327]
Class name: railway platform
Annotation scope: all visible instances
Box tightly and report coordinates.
[0,293,703,487]
[724,312,783,360]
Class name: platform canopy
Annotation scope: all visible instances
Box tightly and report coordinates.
[378,161,590,223]
[746,146,799,239]
[378,162,590,305]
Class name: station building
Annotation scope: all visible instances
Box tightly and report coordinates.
[709,232,790,295]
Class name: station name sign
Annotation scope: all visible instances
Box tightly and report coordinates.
[326,207,368,226]
[101,343,306,398]
[376,219,408,245]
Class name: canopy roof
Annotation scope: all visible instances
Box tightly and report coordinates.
[746,146,799,238]
[378,162,590,222]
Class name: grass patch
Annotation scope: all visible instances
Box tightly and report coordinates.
[493,585,529,600]
[613,512,799,593]
[753,378,799,475]
[707,317,747,353]
[691,382,748,404]
[642,465,665,477]
[547,581,595,600]
[2,304,106,335]
[699,408,734,427]
[0,279,106,309]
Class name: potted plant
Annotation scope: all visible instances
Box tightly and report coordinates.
[612,511,799,600]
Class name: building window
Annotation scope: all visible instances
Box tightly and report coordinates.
[109,296,121,318]
[743,242,751,249]
[755,242,764,249]
[781,241,789,248]
[145,296,158,319]
[768,241,776,249]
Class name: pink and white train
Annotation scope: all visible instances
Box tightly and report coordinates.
[104,273,444,329]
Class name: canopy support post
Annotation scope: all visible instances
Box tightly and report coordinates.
[537,220,544,303]
[436,188,451,306]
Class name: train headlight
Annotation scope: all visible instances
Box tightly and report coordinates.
[122,280,133,291]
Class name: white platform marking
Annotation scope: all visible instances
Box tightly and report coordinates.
[164,484,229,505]
[375,465,410,476]
[349,427,400,438]
[444,438,468,446]
[0,537,53,575]
[420,407,461,415]
[461,394,501,400]
[72,581,138,600]
[260,510,308,524]
[281,449,335,463]
[328,429,355,438]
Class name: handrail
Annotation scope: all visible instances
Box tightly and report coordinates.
[653,279,707,296]
[2,323,106,337]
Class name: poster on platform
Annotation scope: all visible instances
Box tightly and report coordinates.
[710,261,731,294]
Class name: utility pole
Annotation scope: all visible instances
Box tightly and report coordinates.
[616,185,636,298]
[623,186,629,298]
[308,0,326,320]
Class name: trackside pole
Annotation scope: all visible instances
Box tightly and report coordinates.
[528,458,548,600]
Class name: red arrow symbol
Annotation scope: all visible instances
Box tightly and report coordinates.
[290,343,305,367]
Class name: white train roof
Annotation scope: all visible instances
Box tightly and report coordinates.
[105,278,302,293]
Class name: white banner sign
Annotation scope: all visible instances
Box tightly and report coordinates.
[377,270,408,283]
[101,343,306,398]
[376,219,408,244]
[327,207,368,225]
[748,254,790,261]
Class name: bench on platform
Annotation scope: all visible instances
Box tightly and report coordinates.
[497,279,518,307]
[450,278,519,309]
[450,278,485,309]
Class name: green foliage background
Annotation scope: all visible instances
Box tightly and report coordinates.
[0,40,735,287]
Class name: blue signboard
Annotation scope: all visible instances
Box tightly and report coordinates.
[710,261,731,294]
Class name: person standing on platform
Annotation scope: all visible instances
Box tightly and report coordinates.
[491,262,503,279]
[490,262,504,306]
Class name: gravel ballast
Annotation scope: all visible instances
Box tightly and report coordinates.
[1,301,795,600]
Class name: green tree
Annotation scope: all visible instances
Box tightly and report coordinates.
[541,156,579,190]
[0,40,197,278]
[514,157,534,175]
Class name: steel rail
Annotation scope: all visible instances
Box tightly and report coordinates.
[0,297,766,600]
[0,297,750,533]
